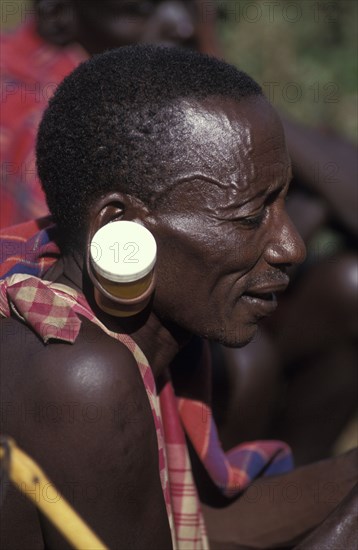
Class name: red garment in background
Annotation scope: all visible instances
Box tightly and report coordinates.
[0,19,87,228]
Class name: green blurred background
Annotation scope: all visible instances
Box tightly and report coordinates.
[1,0,357,142]
[216,0,357,142]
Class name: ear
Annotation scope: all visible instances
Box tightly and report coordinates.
[35,0,78,46]
[87,191,150,243]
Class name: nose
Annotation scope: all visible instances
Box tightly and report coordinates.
[145,1,196,45]
[264,214,306,267]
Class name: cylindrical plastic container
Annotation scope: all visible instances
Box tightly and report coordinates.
[90,221,157,317]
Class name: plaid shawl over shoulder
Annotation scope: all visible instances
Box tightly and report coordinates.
[0,219,293,550]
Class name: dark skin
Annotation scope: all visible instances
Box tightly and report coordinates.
[2,95,356,548]
[0,317,173,550]
[203,453,357,549]
[146,97,305,346]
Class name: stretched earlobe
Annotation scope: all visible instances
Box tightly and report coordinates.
[84,196,156,318]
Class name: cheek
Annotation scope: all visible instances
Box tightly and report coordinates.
[156,233,210,280]
[152,228,215,306]
[233,236,265,272]
[152,218,266,304]
[210,223,265,280]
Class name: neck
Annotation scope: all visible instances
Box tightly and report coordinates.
[58,253,189,378]
[131,316,190,379]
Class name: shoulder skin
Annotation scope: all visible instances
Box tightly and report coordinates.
[1,316,172,549]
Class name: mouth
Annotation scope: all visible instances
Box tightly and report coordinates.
[240,281,289,317]
[244,291,276,301]
[241,291,278,316]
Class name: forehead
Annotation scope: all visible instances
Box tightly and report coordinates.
[171,96,290,204]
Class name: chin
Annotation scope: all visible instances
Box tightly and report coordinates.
[207,323,258,348]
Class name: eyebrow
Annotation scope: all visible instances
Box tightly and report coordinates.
[228,177,289,209]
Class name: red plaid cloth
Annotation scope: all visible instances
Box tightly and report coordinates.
[0,19,87,227]
[0,216,57,277]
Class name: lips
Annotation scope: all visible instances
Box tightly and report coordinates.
[240,280,289,317]
[241,292,278,316]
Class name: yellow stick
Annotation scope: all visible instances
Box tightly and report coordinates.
[0,438,108,549]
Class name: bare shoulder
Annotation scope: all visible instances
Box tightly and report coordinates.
[1,316,148,440]
[1,316,172,549]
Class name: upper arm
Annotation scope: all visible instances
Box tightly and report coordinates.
[1,318,172,549]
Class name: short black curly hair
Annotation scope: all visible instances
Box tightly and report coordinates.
[37,45,262,253]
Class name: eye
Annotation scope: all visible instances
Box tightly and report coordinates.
[239,211,265,229]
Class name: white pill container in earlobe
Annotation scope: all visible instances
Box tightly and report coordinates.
[89,221,157,317]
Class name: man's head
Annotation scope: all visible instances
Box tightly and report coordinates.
[37,45,263,250]
[35,0,204,53]
[37,45,305,346]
